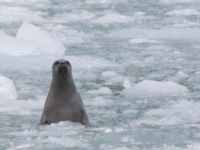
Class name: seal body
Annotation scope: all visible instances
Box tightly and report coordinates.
[40,59,89,126]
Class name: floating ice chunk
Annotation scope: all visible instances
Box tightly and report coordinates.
[102,71,118,78]
[171,21,199,28]
[187,143,200,150]
[171,71,189,82]
[129,38,159,44]
[65,55,118,70]
[108,27,200,41]
[53,10,95,22]
[16,22,65,55]
[67,10,95,21]
[137,100,200,126]
[1,0,49,4]
[47,136,89,148]
[0,75,17,102]
[166,9,199,16]
[42,24,88,45]
[0,99,43,114]
[87,96,113,106]
[16,144,34,149]
[160,0,198,4]
[0,22,65,56]
[100,144,114,150]
[101,71,127,86]
[88,87,112,95]
[123,78,131,88]
[0,6,45,23]
[104,128,112,133]
[114,147,130,150]
[176,71,189,79]
[0,31,35,56]
[109,76,125,84]
[154,145,187,150]
[134,11,146,16]
[86,0,126,4]
[122,80,189,98]
[93,13,133,25]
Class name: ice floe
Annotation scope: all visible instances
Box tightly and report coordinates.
[123,78,132,89]
[47,136,89,148]
[92,13,133,25]
[64,55,118,70]
[122,80,189,98]
[86,0,126,4]
[170,71,189,82]
[0,6,45,23]
[102,71,118,78]
[136,100,200,126]
[0,0,49,4]
[0,98,44,115]
[129,38,159,44]
[52,10,95,22]
[0,22,65,56]
[88,87,112,95]
[160,0,200,4]
[109,27,200,41]
[17,22,65,55]
[87,96,113,106]
[0,75,17,102]
[166,9,199,16]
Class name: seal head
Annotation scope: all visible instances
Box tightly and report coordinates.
[53,59,71,76]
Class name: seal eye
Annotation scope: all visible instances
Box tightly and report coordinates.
[54,61,59,66]
[65,61,70,65]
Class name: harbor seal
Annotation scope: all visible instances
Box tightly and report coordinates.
[40,59,89,126]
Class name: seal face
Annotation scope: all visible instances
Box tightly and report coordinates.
[40,59,89,126]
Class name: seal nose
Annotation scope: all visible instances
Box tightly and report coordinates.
[54,60,70,66]
[59,60,66,65]
[60,60,70,65]
[60,61,65,65]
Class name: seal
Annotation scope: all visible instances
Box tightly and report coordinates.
[40,59,89,126]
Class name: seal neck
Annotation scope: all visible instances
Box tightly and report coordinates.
[51,74,76,94]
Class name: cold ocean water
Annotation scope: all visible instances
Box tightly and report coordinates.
[0,0,200,149]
